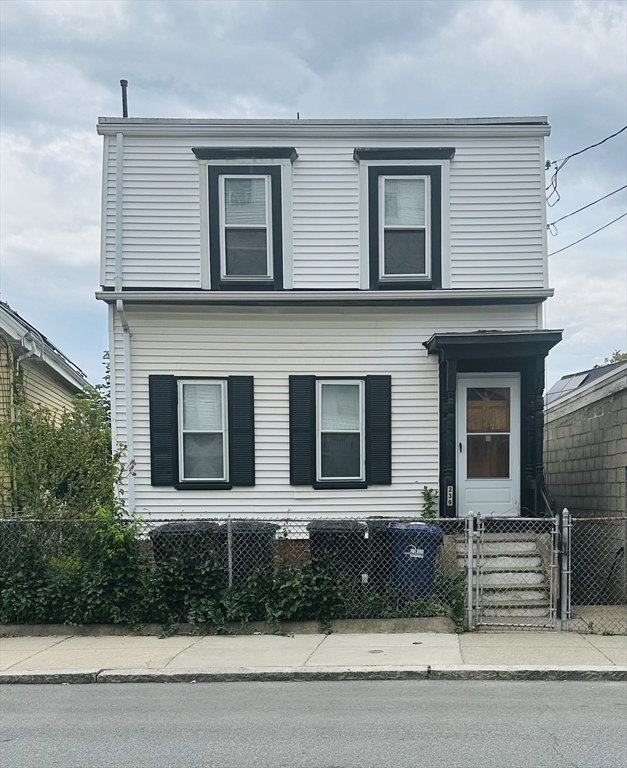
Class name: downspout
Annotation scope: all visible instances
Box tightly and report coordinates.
[114,130,135,513]
[116,299,134,514]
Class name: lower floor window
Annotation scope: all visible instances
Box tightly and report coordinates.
[289,374,391,488]
[179,380,228,481]
[317,380,365,482]
[149,374,255,489]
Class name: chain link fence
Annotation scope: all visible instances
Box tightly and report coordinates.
[1,514,625,633]
[565,515,627,635]
[0,516,467,629]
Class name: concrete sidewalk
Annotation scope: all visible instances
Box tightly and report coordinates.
[1,631,625,683]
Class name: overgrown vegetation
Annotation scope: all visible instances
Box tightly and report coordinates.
[0,519,465,628]
[0,352,125,518]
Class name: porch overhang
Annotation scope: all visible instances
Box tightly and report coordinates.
[423,330,563,360]
[425,330,562,519]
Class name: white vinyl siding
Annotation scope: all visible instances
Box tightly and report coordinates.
[291,145,360,289]
[101,132,547,291]
[448,141,545,288]
[106,137,202,288]
[111,303,540,519]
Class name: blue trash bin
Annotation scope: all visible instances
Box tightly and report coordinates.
[389,522,443,599]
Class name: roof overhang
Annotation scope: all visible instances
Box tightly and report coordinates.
[0,305,88,392]
[97,116,550,140]
[424,330,563,360]
[97,288,553,308]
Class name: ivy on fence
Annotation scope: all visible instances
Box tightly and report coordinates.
[0,518,466,629]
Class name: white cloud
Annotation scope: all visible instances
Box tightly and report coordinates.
[2,0,129,40]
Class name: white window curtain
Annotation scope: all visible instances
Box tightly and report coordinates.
[225,178,266,226]
[183,383,223,431]
[321,384,360,431]
[384,179,425,227]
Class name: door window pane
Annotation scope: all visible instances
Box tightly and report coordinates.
[225,229,268,276]
[224,178,266,226]
[321,433,361,478]
[384,230,426,275]
[467,434,510,478]
[384,179,425,226]
[321,384,360,430]
[467,388,510,433]
[183,433,224,479]
[183,383,223,431]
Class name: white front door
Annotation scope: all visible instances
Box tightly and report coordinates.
[456,374,521,517]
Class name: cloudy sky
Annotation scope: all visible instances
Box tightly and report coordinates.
[1,0,625,386]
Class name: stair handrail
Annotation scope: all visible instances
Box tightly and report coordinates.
[540,486,557,519]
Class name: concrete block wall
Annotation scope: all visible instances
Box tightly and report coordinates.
[545,369,626,606]
[545,380,626,517]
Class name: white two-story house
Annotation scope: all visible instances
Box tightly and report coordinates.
[95,116,561,521]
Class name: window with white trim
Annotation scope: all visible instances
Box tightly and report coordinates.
[316,380,365,482]
[379,176,430,280]
[219,175,273,280]
[178,380,228,481]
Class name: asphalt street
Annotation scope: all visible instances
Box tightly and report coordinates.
[1,681,626,768]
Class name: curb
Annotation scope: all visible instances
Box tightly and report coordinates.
[0,617,454,637]
[1,665,625,684]
[0,669,100,684]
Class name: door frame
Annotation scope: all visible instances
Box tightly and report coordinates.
[456,373,521,518]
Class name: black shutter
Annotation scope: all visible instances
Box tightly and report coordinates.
[228,376,255,486]
[149,375,178,486]
[366,375,392,484]
[289,376,315,485]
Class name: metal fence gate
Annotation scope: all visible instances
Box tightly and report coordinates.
[467,515,560,631]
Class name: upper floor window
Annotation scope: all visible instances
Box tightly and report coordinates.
[368,166,441,290]
[207,166,283,290]
[380,176,430,281]
[354,148,454,291]
[192,148,298,292]
[220,176,273,281]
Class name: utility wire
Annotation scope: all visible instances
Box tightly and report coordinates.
[547,184,627,234]
[548,212,626,256]
[546,125,627,206]
[551,126,627,165]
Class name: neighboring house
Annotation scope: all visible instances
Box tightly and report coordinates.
[0,301,87,421]
[545,361,627,517]
[95,116,561,520]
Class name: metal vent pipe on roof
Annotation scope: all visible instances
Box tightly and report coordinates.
[120,79,128,118]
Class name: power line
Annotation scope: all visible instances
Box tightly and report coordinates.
[547,184,627,233]
[546,125,627,206]
[552,125,627,165]
[548,212,627,256]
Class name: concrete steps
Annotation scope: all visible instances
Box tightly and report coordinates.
[456,533,552,621]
